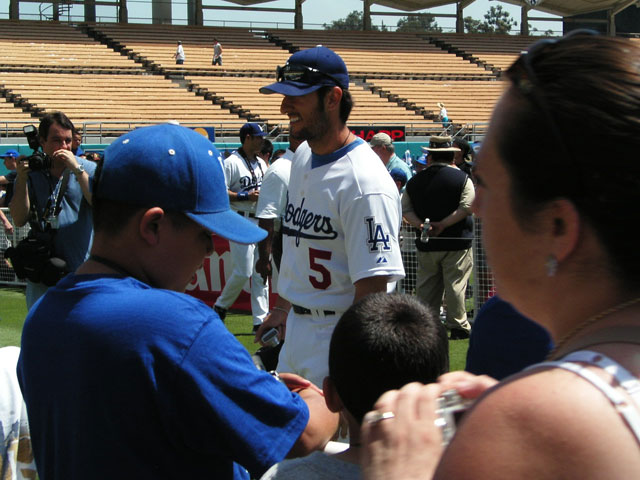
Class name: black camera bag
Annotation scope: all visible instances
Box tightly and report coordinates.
[5,232,68,286]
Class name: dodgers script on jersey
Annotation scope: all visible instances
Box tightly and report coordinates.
[224,150,267,213]
[278,138,405,311]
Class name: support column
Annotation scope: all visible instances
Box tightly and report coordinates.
[294,0,303,30]
[85,0,96,22]
[363,0,371,31]
[187,0,202,25]
[119,0,128,23]
[521,6,530,35]
[152,0,172,25]
[456,2,464,33]
[608,9,616,36]
[9,0,19,19]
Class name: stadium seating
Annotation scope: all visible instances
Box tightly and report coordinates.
[0,20,531,138]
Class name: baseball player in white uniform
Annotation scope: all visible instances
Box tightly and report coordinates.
[214,122,269,331]
[255,138,302,286]
[257,46,405,387]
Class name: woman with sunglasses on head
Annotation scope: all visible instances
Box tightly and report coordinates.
[361,31,640,480]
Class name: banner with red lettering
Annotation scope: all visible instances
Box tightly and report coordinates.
[351,125,406,142]
[185,236,277,311]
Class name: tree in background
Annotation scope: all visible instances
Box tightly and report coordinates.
[465,5,517,34]
[396,14,442,33]
[324,10,387,31]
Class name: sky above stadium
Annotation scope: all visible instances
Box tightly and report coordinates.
[11,0,560,34]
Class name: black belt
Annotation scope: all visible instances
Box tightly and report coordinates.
[292,304,336,316]
[237,211,256,218]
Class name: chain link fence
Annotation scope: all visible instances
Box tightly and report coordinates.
[0,208,30,285]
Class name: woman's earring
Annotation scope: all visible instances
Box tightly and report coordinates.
[545,255,558,277]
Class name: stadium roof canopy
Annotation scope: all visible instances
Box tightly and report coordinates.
[223,0,638,17]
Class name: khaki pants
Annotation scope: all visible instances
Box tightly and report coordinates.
[416,248,473,332]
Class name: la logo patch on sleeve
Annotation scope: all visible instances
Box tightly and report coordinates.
[365,217,391,253]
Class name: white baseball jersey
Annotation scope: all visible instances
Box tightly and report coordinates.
[255,156,292,230]
[224,150,267,214]
[278,137,405,312]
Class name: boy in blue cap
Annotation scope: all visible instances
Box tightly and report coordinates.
[17,124,337,480]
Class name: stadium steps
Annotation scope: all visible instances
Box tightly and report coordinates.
[0,88,44,116]
[263,32,298,53]
[76,24,258,124]
[424,36,501,76]
[362,80,436,121]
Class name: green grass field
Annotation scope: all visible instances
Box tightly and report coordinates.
[0,287,469,371]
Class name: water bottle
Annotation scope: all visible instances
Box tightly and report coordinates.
[420,218,431,243]
[404,149,412,165]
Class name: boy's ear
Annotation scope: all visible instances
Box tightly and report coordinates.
[139,207,165,246]
[323,376,344,413]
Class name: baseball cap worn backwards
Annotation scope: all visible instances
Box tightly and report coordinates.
[96,123,266,245]
[260,45,349,96]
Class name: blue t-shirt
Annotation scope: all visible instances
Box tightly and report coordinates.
[466,295,553,380]
[18,274,308,479]
[27,157,96,270]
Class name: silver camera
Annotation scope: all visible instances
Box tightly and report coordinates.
[261,327,280,348]
[434,389,473,446]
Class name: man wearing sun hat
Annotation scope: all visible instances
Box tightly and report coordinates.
[402,135,475,339]
[17,123,337,479]
[256,46,405,387]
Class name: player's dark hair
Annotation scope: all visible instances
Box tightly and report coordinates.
[38,112,74,142]
[500,33,640,289]
[317,86,354,124]
[453,138,472,162]
[260,138,273,157]
[329,293,449,424]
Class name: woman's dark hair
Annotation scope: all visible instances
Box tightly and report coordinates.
[499,33,640,288]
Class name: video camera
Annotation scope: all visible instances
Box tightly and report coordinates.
[23,124,52,171]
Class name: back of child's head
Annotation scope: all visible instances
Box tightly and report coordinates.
[328,293,449,424]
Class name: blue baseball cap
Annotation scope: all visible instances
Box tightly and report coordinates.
[240,122,267,138]
[1,149,19,158]
[389,167,408,185]
[97,124,266,245]
[260,46,349,96]
[413,155,428,166]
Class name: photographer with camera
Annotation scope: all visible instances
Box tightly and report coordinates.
[9,112,95,308]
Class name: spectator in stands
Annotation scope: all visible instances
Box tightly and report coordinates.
[361,32,640,480]
[402,136,474,339]
[213,123,269,333]
[17,123,338,480]
[452,137,473,176]
[369,132,412,189]
[389,167,407,193]
[261,293,448,480]
[255,137,302,285]
[9,112,96,309]
[465,295,553,380]
[0,149,19,207]
[212,38,223,66]
[258,138,274,166]
[72,128,84,157]
[173,41,185,65]
[437,102,449,128]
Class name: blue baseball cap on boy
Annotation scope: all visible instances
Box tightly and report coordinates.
[96,124,266,245]
[260,45,349,96]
